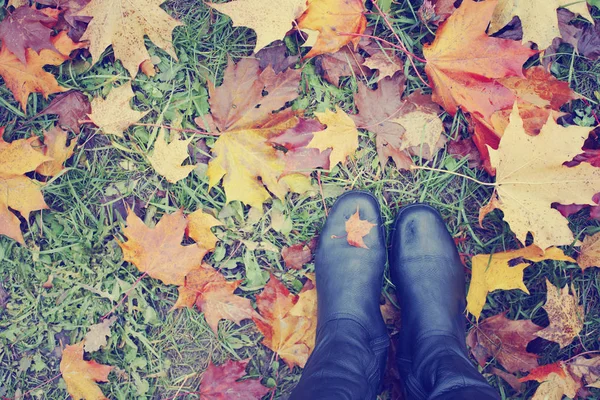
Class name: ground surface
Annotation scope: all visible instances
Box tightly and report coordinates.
[1,0,600,399]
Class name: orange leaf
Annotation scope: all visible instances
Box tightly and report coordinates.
[297,0,367,58]
[345,206,376,249]
[60,341,113,400]
[118,209,206,286]
[34,126,76,177]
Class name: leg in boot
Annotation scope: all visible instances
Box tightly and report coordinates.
[389,204,500,400]
[291,191,389,400]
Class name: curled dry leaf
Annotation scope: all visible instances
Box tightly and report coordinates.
[198,359,270,400]
[536,279,584,349]
[0,131,51,244]
[74,0,183,76]
[118,209,206,286]
[466,245,574,319]
[148,130,196,184]
[481,104,599,249]
[344,206,376,249]
[489,0,593,50]
[60,341,113,400]
[466,312,542,373]
[297,0,367,58]
[210,0,308,53]
[87,83,148,137]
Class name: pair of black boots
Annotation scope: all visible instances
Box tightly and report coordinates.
[290,192,501,400]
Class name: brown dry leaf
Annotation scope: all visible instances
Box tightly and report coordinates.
[253,274,316,368]
[307,107,359,167]
[187,209,222,252]
[362,50,403,82]
[482,104,599,249]
[317,46,370,87]
[418,0,458,25]
[577,232,600,271]
[466,312,542,373]
[118,209,206,286]
[34,126,76,176]
[345,206,376,249]
[205,58,310,208]
[536,279,584,348]
[60,341,113,400]
[84,316,117,353]
[74,0,183,76]
[88,82,148,137]
[148,129,196,183]
[297,0,367,58]
[39,90,91,134]
[466,245,575,319]
[198,359,270,400]
[0,31,86,111]
[0,132,51,244]
[281,237,317,270]
[210,0,308,52]
[489,0,593,50]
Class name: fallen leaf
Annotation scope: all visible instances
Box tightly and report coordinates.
[0,31,85,110]
[198,359,270,400]
[256,41,300,73]
[362,50,403,82]
[577,232,600,271]
[520,362,580,400]
[297,0,367,58]
[578,22,600,61]
[210,0,307,52]
[466,312,542,373]
[74,0,183,76]
[87,82,148,137]
[0,6,57,64]
[281,237,317,270]
[187,209,222,252]
[466,245,575,319]
[253,275,316,368]
[536,279,583,348]
[344,206,376,249]
[317,46,370,87]
[118,209,206,286]
[34,126,76,177]
[489,0,593,50]
[418,0,458,25]
[307,106,359,167]
[39,90,91,134]
[60,341,113,400]
[84,316,117,353]
[148,130,196,183]
[491,367,524,392]
[481,104,599,249]
[0,133,51,244]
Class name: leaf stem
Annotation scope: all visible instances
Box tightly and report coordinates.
[410,165,497,187]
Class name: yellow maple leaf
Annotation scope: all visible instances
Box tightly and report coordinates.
[536,279,584,348]
[489,0,594,50]
[34,127,76,177]
[87,83,148,137]
[308,107,359,167]
[75,0,182,77]
[187,209,222,252]
[210,0,308,52]
[60,341,113,400]
[466,245,574,319]
[148,129,196,183]
[577,232,600,271]
[482,103,599,249]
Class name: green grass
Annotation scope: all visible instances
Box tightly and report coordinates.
[1,0,600,399]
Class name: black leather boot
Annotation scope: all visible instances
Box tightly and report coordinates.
[290,191,389,400]
[390,204,500,400]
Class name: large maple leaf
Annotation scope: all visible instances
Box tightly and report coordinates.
[297,0,367,58]
[198,359,270,400]
[467,312,542,373]
[210,0,308,53]
[206,58,317,208]
[252,275,317,368]
[0,131,51,244]
[489,0,593,50]
[0,31,86,110]
[0,6,58,64]
[74,0,182,77]
[118,209,206,286]
[481,104,600,249]
[60,341,113,400]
